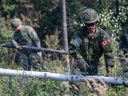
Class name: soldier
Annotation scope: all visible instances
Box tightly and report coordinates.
[69,8,114,76]
[10,18,43,70]
[69,8,114,95]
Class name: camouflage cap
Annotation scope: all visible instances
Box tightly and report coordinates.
[11,18,22,27]
[82,8,99,24]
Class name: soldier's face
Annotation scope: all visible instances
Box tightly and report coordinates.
[85,23,96,36]
[11,24,18,31]
[11,24,22,32]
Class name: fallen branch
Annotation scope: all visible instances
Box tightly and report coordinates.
[0,68,128,85]
[0,45,68,54]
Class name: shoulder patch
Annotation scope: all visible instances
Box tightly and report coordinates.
[101,38,110,46]
[70,36,82,47]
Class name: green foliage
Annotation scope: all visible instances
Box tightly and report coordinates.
[0,18,6,34]
[108,86,128,96]
[1,1,16,14]
[2,30,13,39]
[100,9,122,35]
[118,6,128,23]
[0,49,9,68]
[0,75,71,96]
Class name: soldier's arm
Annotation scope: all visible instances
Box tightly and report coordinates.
[27,27,42,58]
[11,35,21,49]
[69,33,88,71]
[27,27,41,48]
[100,31,114,75]
[69,33,83,60]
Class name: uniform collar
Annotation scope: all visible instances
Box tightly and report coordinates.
[83,27,99,39]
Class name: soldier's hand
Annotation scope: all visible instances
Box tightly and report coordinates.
[62,55,69,68]
[0,44,6,47]
[76,58,89,72]
[85,79,107,96]
[106,66,114,76]
[16,45,22,49]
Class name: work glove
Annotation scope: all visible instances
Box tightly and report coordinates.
[37,52,43,64]
[75,58,89,72]
[11,40,22,49]
[0,43,6,47]
[105,58,114,76]
[106,65,114,76]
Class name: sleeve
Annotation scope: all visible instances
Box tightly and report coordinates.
[27,27,41,48]
[11,34,19,48]
[100,31,114,75]
[11,39,19,47]
[27,27,42,58]
[69,33,89,72]
[69,33,83,60]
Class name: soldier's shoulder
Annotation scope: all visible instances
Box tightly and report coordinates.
[23,26,34,31]
[72,27,85,40]
[73,26,85,37]
[70,27,83,47]
[69,26,83,39]
[97,27,110,38]
[97,27,106,34]
[22,26,37,38]
[23,26,36,35]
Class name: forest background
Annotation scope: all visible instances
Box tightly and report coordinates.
[0,0,128,96]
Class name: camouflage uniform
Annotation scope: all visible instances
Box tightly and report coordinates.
[69,8,113,96]
[69,8,114,77]
[11,18,42,70]
[69,27,114,76]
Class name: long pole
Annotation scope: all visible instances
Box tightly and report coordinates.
[0,45,67,54]
[61,0,70,70]
[0,68,128,85]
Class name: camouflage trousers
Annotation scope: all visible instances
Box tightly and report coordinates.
[15,51,44,70]
[71,59,103,75]
[69,59,106,95]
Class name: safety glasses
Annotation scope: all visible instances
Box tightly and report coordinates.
[11,24,17,29]
[85,23,96,27]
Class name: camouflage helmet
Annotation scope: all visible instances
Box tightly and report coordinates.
[82,8,99,24]
[11,18,22,27]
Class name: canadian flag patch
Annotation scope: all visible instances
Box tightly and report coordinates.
[101,38,110,46]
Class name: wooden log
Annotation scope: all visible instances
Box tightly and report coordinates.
[0,45,68,54]
[0,68,128,85]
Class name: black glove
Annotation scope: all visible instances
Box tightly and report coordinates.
[75,58,89,72]
[106,65,114,76]
[0,43,6,47]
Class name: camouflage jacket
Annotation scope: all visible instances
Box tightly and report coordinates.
[11,26,41,54]
[69,26,114,68]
